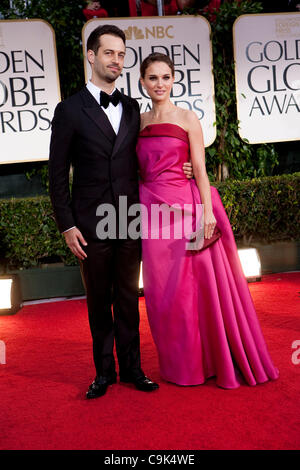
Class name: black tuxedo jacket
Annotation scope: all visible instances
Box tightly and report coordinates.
[49,87,140,240]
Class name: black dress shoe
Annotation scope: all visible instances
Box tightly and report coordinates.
[86,376,116,399]
[120,374,159,392]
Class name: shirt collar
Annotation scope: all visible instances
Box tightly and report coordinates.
[86,80,116,105]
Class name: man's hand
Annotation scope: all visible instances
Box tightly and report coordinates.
[63,227,88,260]
[183,160,193,179]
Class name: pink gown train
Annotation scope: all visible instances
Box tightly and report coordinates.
[136,123,279,389]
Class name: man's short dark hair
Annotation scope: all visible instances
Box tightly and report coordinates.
[87,25,126,54]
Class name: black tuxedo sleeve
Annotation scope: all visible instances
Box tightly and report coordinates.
[133,99,141,125]
[49,102,76,233]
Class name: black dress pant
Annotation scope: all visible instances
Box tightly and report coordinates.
[80,238,142,379]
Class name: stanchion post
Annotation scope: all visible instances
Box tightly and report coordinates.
[157,0,165,16]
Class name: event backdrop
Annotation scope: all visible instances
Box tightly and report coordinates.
[0,19,60,164]
[82,15,216,147]
[1,14,300,164]
[233,12,300,144]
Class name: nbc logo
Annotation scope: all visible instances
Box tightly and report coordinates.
[275,17,300,36]
[124,25,174,40]
[124,26,144,40]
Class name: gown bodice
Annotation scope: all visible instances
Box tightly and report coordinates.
[137,123,190,185]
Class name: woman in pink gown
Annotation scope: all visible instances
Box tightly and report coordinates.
[136,53,279,389]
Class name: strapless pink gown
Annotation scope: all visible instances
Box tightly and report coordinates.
[136,123,279,388]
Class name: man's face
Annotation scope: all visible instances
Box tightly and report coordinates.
[88,34,126,84]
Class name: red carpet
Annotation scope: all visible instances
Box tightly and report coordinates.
[0,272,299,450]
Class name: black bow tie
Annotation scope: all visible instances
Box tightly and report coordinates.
[100,89,121,109]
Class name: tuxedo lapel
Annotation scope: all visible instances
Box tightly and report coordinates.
[83,107,116,144]
[80,87,116,146]
[112,96,133,157]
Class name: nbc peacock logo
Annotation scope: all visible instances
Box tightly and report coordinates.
[124,26,144,40]
[124,25,174,40]
[275,16,300,37]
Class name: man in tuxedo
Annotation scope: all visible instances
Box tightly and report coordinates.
[48,24,159,398]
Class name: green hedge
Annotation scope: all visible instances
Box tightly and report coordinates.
[0,196,76,269]
[0,172,299,269]
[214,172,300,245]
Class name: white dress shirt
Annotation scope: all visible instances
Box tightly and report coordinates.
[63,81,123,234]
[86,80,123,134]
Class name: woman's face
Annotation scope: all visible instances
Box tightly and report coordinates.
[140,61,174,102]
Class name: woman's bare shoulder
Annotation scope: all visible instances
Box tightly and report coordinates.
[184,108,200,124]
[176,108,200,131]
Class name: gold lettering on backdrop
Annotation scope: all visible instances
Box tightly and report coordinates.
[124,26,144,40]
[166,26,174,38]
[124,25,174,40]
[275,17,300,37]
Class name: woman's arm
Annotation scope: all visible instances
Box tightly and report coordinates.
[185,110,216,239]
